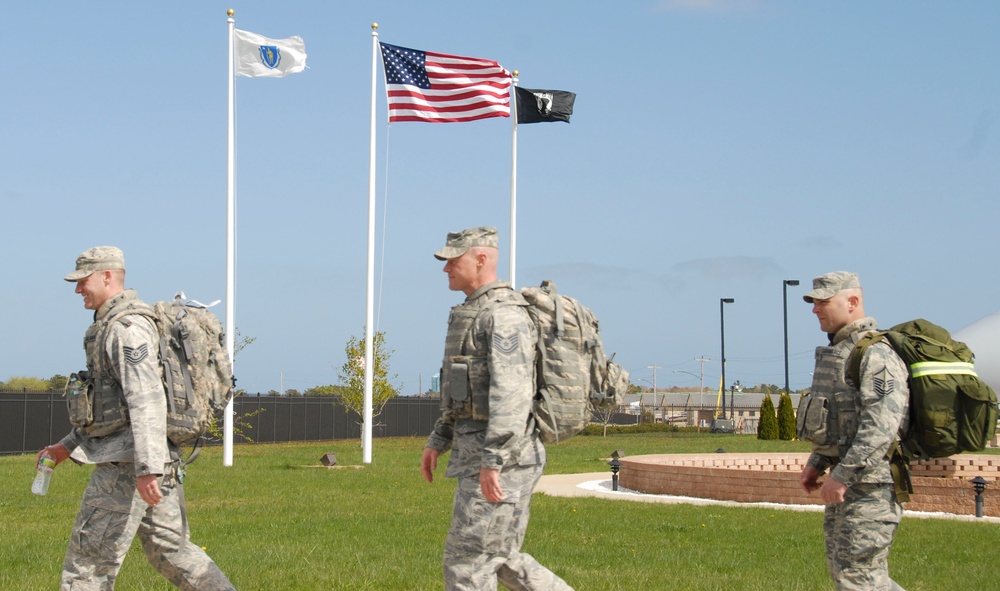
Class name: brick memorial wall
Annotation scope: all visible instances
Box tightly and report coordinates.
[619,453,1000,517]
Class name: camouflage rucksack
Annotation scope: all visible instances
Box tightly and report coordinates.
[115,293,235,446]
[847,319,998,460]
[520,280,629,443]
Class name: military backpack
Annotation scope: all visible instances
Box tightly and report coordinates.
[520,280,629,444]
[69,293,235,447]
[847,318,998,461]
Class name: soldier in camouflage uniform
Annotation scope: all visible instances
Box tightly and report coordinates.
[37,246,235,591]
[419,227,573,591]
[797,271,909,591]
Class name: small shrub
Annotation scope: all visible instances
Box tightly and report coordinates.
[757,395,779,440]
[777,393,796,441]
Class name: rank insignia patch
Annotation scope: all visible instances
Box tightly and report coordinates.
[493,332,519,355]
[123,344,149,365]
[873,368,894,396]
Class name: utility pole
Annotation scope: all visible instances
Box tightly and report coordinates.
[647,364,661,409]
[693,356,710,410]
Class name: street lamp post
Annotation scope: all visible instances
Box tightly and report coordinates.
[673,369,703,399]
[720,298,734,419]
[637,377,657,421]
[673,369,702,427]
[783,279,800,396]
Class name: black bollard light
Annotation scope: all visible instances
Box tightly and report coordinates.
[609,457,622,491]
[971,476,988,518]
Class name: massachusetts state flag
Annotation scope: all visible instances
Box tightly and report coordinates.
[378,42,512,123]
[234,29,307,78]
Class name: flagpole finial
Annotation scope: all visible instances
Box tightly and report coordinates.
[371,22,378,31]
[512,70,519,77]
[227,8,234,17]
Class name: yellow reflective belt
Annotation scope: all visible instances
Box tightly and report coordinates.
[910,361,977,378]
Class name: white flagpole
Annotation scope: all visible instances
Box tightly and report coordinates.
[224,9,236,466]
[363,23,379,464]
[509,71,519,288]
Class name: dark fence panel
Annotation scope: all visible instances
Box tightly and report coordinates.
[1,393,74,455]
[0,391,440,455]
[0,395,27,454]
[2,390,768,456]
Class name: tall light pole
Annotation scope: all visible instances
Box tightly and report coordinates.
[720,298,734,419]
[693,356,710,413]
[783,279,800,397]
[674,369,703,427]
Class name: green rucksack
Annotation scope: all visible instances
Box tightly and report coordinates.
[520,280,629,444]
[847,319,998,461]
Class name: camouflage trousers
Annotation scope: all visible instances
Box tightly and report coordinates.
[823,482,906,591]
[61,462,235,591]
[444,462,573,591]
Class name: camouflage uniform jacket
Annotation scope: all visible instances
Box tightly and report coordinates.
[426,280,544,479]
[59,289,170,477]
[826,318,910,487]
[804,317,878,474]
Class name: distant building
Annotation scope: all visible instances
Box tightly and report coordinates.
[621,390,798,433]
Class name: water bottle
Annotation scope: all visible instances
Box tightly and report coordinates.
[32,452,56,496]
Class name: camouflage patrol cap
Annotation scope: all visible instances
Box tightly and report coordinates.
[433,226,498,260]
[803,271,861,303]
[64,246,125,282]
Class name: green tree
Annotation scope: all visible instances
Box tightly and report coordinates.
[777,393,796,441]
[207,326,265,442]
[1,376,50,392]
[304,385,351,397]
[757,394,779,440]
[234,328,256,356]
[48,374,70,391]
[338,330,400,433]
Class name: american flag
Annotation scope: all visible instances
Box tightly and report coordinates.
[378,42,512,123]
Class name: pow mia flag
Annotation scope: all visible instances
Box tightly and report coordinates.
[515,86,576,124]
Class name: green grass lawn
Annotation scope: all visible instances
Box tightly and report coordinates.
[2,433,998,590]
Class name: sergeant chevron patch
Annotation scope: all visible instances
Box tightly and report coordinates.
[493,331,519,355]
[873,368,894,396]
[123,344,149,365]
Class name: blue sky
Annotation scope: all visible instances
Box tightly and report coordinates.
[3,2,998,396]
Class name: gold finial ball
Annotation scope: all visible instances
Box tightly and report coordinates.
[512,70,519,77]
[372,22,379,30]
[227,9,234,17]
